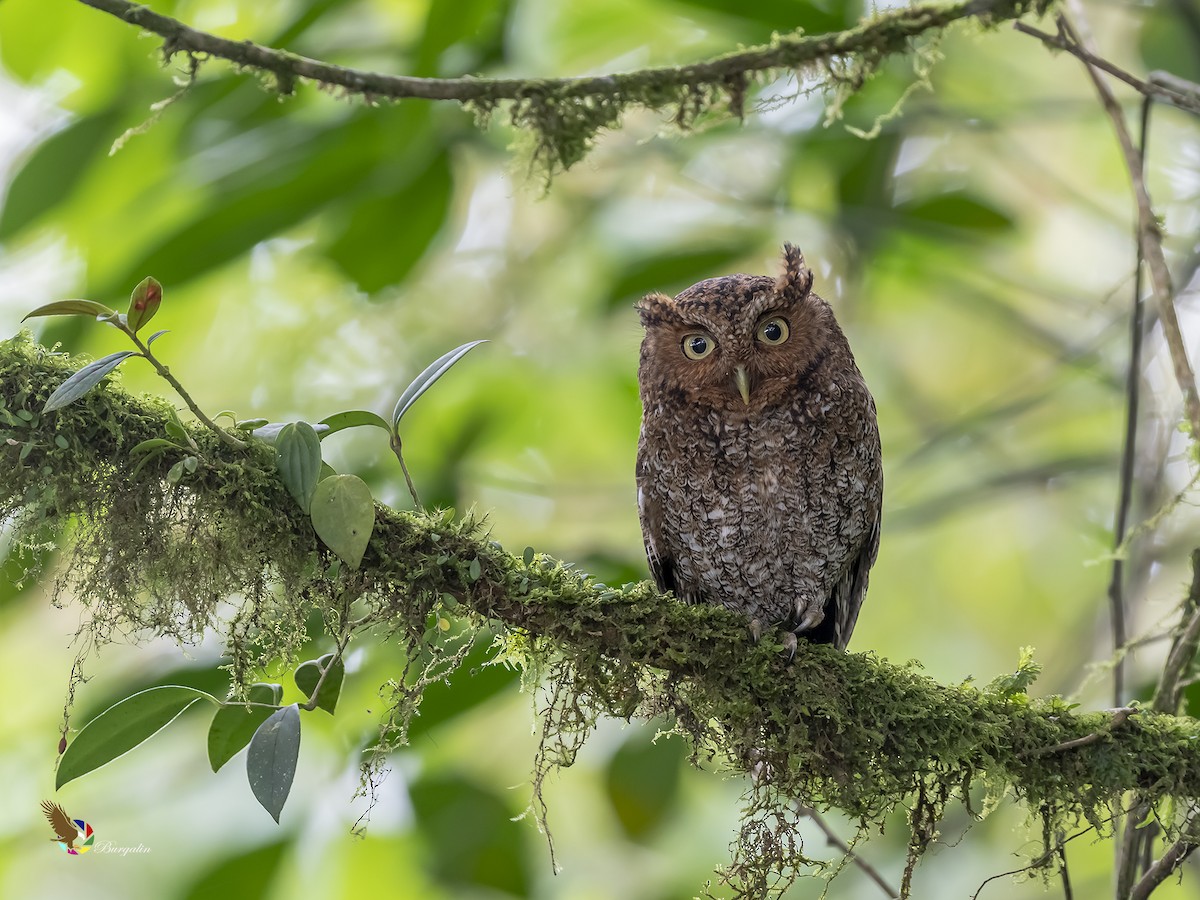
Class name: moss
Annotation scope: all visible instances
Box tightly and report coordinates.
[3,333,1199,896]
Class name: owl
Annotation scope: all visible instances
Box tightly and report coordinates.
[636,244,882,651]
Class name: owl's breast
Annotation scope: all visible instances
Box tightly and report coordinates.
[638,397,879,625]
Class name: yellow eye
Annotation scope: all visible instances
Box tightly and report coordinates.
[757,317,789,345]
[681,332,715,360]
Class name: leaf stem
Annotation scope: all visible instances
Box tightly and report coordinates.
[119,323,248,450]
[389,433,422,508]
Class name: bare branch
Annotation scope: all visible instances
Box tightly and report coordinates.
[1130,815,1200,900]
[1018,15,1200,435]
[1013,23,1200,117]
[797,805,899,898]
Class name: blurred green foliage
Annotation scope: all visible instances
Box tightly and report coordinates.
[1,0,1199,898]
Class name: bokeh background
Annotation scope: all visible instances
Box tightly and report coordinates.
[2,0,1200,897]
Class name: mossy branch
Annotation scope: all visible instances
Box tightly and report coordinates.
[77,0,1053,173]
[5,333,1200,891]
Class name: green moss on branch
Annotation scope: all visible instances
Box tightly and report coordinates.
[2,333,1196,893]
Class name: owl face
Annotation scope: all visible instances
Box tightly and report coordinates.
[637,249,835,415]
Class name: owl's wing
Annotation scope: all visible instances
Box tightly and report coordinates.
[829,509,880,650]
[636,457,677,596]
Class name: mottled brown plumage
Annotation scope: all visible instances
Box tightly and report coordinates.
[636,244,882,650]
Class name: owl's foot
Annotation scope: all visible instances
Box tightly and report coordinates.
[749,619,797,660]
[795,605,824,633]
[781,631,797,661]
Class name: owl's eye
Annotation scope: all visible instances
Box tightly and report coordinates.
[681,333,715,360]
[756,317,790,345]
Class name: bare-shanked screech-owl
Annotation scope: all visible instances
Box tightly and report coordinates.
[636,244,882,650]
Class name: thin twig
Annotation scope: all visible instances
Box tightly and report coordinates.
[1150,549,1200,716]
[1119,551,1200,896]
[1106,93,1152,710]
[123,328,248,450]
[797,805,899,898]
[77,0,1049,106]
[1019,15,1200,436]
[1013,23,1200,117]
[1024,707,1137,757]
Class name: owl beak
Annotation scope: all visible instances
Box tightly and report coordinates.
[733,366,751,405]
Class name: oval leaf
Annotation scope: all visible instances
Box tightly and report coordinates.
[275,422,322,514]
[207,683,283,773]
[316,409,390,439]
[294,653,344,715]
[56,685,217,789]
[44,351,138,413]
[309,474,375,569]
[391,340,487,431]
[22,299,116,321]
[246,704,301,823]
[126,276,163,334]
[251,421,328,443]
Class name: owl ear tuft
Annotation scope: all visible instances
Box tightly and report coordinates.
[776,243,814,300]
[636,292,675,327]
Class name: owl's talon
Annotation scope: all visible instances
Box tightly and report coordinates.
[749,618,764,643]
[796,607,823,633]
[781,632,798,661]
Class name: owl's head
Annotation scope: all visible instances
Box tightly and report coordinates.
[636,244,843,413]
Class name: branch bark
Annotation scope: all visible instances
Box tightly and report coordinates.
[77,0,1050,108]
[72,0,1055,178]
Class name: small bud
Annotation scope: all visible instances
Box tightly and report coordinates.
[127,276,163,334]
[58,736,67,755]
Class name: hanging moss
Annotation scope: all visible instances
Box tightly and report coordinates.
[3,333,1198,896]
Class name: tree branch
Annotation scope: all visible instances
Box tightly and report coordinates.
[76,0,1053,171]
[7,333,1200,843]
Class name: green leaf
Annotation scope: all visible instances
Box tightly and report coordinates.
[326,151,453,293]
[316,409,390,439]
[294,653,344,714]
[246,704,301,823]
[309,474,375,569]
[166,460,186,483]
[22,299,116,322]
[895,191,1014,235]
[129,438,186,455]
[207,683,283,773]
[275,422,323,513]
[0,109,123,240]
[252,422,329,443]
[147,330,170,346]
[44,351,137,412]
[126,276,163,334]
[392,340,488,432]
[56,686,217,789]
